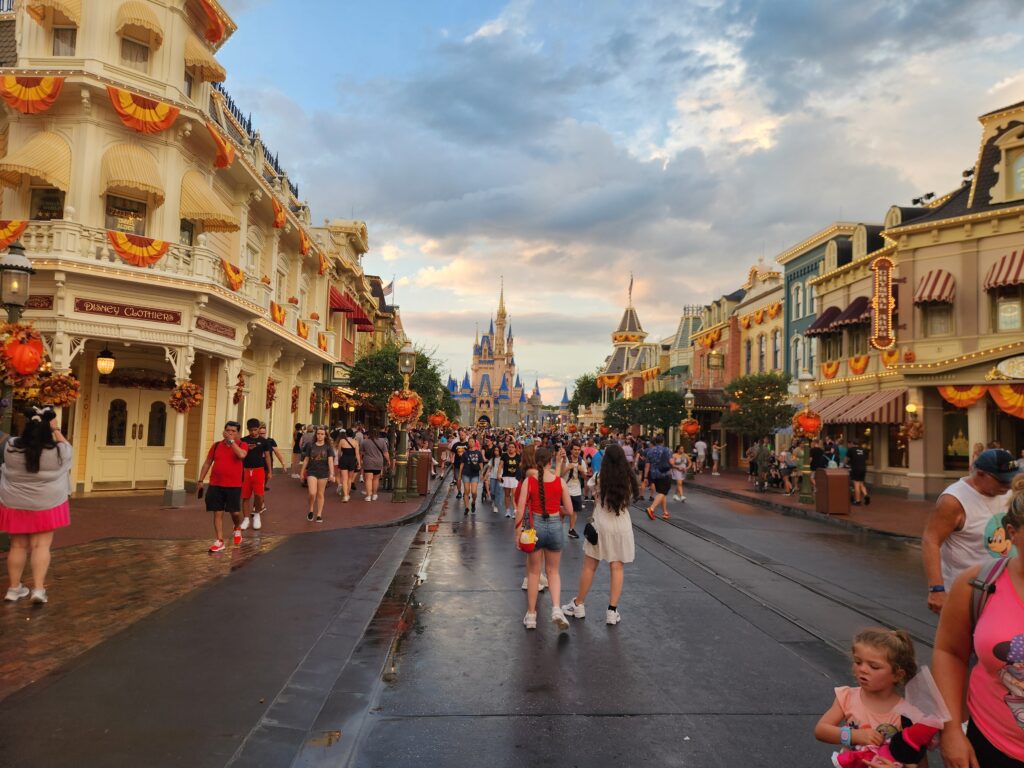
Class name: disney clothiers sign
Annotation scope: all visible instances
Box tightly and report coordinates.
[74,298,181,325]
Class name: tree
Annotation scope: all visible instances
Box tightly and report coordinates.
[568,371,601,415]
[719,372,795,438]
[602,397,638,432]
[348,343,449,417]
[634,390,687,435]
[439,386,461,421]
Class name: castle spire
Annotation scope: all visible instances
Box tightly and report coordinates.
[474,322,479,347]
[497,276,506,319]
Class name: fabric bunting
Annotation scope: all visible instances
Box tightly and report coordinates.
[296,319,309,339]
[753,309,765,325]
[881,348,900,367]
[205,122,235,169]
[270,301,286,325]
[299,229,312,256]
[107,86,179,134]
[106,230,170,267]
[0,76,64,115]
[767,302,782,319]
[220,258,243,291]
[271,196,285,229]
[739,316,751,329]
[317,250,329,276]
[199,0,227,44]
[318,332,328,352]
[989,384,1024,419]
[848,355,870,375]
[938,385,988,409]
[0,220,28,251]
[822,360,840,380]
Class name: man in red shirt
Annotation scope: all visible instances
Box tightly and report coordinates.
[196,421,249,552]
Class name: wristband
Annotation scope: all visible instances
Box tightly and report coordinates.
[840,726,852,748]
[929,584,946,593]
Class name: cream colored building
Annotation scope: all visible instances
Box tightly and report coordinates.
[0,0,390,502]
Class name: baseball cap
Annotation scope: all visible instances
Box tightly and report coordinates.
[974,448,1021,485]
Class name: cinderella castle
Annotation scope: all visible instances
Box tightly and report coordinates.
[447,284,544,428]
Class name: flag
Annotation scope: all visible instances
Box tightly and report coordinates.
[382,280,394,297]
[628,273,633,304]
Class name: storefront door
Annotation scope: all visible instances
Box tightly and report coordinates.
[93,387,172,490]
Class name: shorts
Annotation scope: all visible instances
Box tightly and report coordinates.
[533,515,564,551]
[502,476,519,489]
[363,468,382,476]
[206,485,242,513]
[462,472,480,483]
[850,470,866,482]
[570,495,583,513]
[241,467,266,499]
[653,475,672,495]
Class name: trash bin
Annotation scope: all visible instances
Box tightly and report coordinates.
[815,468,850,516]
[416,449,431,494]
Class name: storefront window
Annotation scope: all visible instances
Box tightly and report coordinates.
[852,425,873,466]
[106,195,146,235]
[30,188,65,220]
[888,424,908,468]
[106,399,128,446]
[943,405,970,472]
[147,402,167,447]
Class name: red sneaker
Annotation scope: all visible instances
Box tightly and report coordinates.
[232,528,242,545]
[209,539,225,553]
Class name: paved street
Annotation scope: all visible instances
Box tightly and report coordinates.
[0,474,941,767]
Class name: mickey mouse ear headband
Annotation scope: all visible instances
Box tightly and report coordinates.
[27,405,56,423]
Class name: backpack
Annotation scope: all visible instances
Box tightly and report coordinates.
[970,556,1011,627]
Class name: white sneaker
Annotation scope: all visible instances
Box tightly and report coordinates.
[606,609,621,625]
[31,588,48,604]
[372,494,378,500]
[551,607,569,631]
[504,511,513,518]
[523,611,537,629]
[680,495,686,501]
[4,584,29,602]
[240,515,251,530]
[562,599,585,619]
[252,512,262,530]
[520,577,548,592]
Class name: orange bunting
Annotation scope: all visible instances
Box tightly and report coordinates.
[821,360,840,379]
[0,220,28,250]
[271,196,285,229]
[220,258,243,291]
[107,86,179,134]
[938,385,988,409]
[0,76,64,115]
[739,316,751,329]
[318,332,328,351]
[753,309,765,325]
[848,355,870,375]
[205,122,235,169]
[989,384,1024,419]
[881,348,900,367]
[317,250,329,276]
[199,0,227,44]
[106,230,170,267]
[270,301,286,325]
[299,229,312,256]
[296,319,309,339]
[767,302,782,319]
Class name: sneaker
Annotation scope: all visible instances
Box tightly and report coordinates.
[606,609,621,625]
[551,607,569,631]
[252,512,262,530]
[562,599,585,619]
[470,502,476,514]
[505,511,513,518]
[672,495,679,502]
[240,516,251,530]
[567,528,579,539]
[372,494,378,501]
[712,472,720,476]
[456,492,463,499]
[523,611,537,630]
[315,516,323,523]
[520,577,548,592]
[232,528,242,545]
[30,589,47,604]
[464,507,470,516]
[864,496,871,506]
[209,539,225,553]
[4,584,29,602]
[307,510,314,521]
[343,495,350,503]
[679,495,686,501]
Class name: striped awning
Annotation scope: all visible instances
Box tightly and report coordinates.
[0,131,71,191]
[116,1,164,49]
[833,296,870,327]
[984,250,1024,291]
[180,171,238,232]
[101,143,164,206]
[184,34,226,83]
[914,269,956,304]
[831,389,907,425]
[805,305,842,336]
[807,393,874,423]
[27,0,81,26]
[329,286,347,313]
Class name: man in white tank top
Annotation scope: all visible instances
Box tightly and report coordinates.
[922,448,1019,614]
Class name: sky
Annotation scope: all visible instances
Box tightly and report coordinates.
[217,0,1024,404]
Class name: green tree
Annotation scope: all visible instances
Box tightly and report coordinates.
[348,343,448,417]
[602,397,638,432]
[568,371,601,415]
[719,372,795,438]
[634,390,687,435]
[440,386,461,421]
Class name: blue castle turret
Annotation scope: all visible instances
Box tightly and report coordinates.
[497,374,510,400]
[561,388,570,406]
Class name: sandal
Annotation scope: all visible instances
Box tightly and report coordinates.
[646,507,655,520]
[661,513,671,521]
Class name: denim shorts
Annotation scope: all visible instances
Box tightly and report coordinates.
[533,515,564,551]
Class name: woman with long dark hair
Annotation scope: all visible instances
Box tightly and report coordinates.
[1,407,72,604]
[562,443,638,625]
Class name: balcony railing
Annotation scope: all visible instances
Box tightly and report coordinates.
[0,1,13,13]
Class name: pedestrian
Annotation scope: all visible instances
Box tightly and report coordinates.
[196,421,249,553]
[518,443,547,593]
[670,443,688,502]
[258,424,287,477]
[300,426,335,522]
[711,439,721,475]
[239,418,272,531]
[515,446,573,631]
[644,434,673,520]
[636,440,651,501]
[292,423,304,471]
[561,442,587,539]
[562,443,638,626]
[333,428,361,502]
[746,443,758,484]
[847,439,870,505]
[809,438,827,493]
[754,437,772,492]
[778,443,798,495]
[461,438,483,515]
[933,491,1024,767]
[922,448,1019,613]
[694,436,708,473]
[500,441,520,519]
[1,407,72,605]
[360,428,390,501]
[814,628,921,762]
[487,440,502,510]
[451,430,469,498]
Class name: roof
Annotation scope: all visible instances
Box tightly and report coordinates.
[561,388,570,405]
[498,375,509,391]
[615,306,644,334]
[805,305,842,335]
[479,374,491,394]
[602,347,628,375]
[461,372,471,389]
[723,288,747,302]
[514,374,521,388]
[519,390,527,403]
[832,296,870,327]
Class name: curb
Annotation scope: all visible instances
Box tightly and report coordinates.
[357,468,450,529]
[686,482,922,542]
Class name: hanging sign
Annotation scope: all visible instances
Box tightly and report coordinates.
[869,255,896,350]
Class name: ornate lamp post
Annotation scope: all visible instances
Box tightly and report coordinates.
[392,341,417,503]
[0,242,34,436]
[682,385,697,479]
[796,368,820,505]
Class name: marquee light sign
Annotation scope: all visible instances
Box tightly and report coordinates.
[870,255,896,350]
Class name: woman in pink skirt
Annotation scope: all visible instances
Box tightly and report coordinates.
[0,406,72,605]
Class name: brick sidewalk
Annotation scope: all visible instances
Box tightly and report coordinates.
[681,470,932,539]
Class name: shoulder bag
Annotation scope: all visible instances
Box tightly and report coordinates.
[517,477,537,552]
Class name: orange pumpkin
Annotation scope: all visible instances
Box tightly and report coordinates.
[903,350,916,363]
[794,409,822,438]
[5,335,43,375]
[567,424,578,433]
[428,411,447,427]
[389,393,415,419]
[599,425,610,436]
[681,418,700,438]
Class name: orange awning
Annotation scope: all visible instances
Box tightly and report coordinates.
[0,131,71,191]
[27,0,80,26]
[116,1,164,49]
[185,33,226,82]
[101,143,164,206]
[180,171,238,232]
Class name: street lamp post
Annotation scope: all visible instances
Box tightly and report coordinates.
[683,386,696,479]
[0,242,34,437]
[797,368,816,505]
[393,341,416,503]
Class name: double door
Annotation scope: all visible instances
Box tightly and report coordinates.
[92,388,173,490]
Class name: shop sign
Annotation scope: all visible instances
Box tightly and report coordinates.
[25,295,53,310]
[325,363,350,385]
[996,355,1024,379]
[74,298,181,325]
[869,256,896,350]
[196,316,236,339]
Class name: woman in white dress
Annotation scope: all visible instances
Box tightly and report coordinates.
[561,443,638,625]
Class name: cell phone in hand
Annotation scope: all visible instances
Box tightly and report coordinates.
[197,485,205,499]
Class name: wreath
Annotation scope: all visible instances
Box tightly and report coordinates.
[37,372,81,407]
[169,380,203,413]
[232,371,246,405]
[266,378,277,410]
[291,385,299,414]
[1,322,44,386]
[904,420,924,441]
[309,390,316,415]
[387,389,423,424]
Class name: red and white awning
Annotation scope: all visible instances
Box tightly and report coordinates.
[984,250,1024,291]
[914,269,956,304]
[831,389,907,425]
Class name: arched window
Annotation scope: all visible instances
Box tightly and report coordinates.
[791,284,804,319]
[772,330,781,370]
[757,334,766,373]
[106,399,128,446]
[791,337,803,373]
[808,336,817,371]
[1015,153,1024,195]
[745,339,753,374]
[806,283,815,317]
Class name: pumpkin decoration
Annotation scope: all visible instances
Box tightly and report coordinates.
[387,389,423,424]
[904,420,924,441]
[1,322,44,385]
[309,390,316,415]
[310,312,320,321]
[37,372,81,407]
[291,385,299,414]
[266,378,277,410]
[260,274,272,285]
[792,408,822,439]
[599,425,610,436]
[428,411,447,427]
[169,380,203,413]
[567,424,578,433]
[287,296,299,305]
[680,418,700,438]
[903,349,916,363]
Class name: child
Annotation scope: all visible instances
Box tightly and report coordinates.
[815,628,926,765]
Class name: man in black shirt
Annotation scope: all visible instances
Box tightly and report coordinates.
[500,443,520,519]
[450,430,469,499]
[240,418,273,531]
[846,439,870,505]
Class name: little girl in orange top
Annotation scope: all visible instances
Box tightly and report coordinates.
[815,628,927,764]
